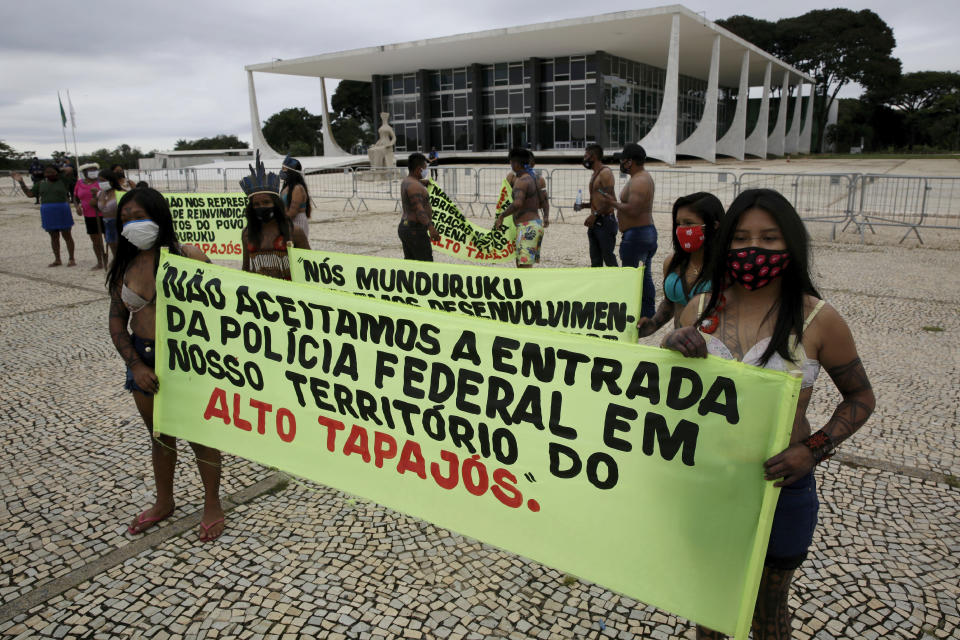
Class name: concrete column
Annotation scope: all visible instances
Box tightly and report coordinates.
[371,74,383,133]
[320,78,349,157]
[767,70,790,157]
[470,64,483,152]
[784,82,802,154]
[528,58,542,151]
[716,50,749,160]
[594,51,608,150]
[744,61,771,158]
[246,70,282,158]
[798,83,814,154]
[639,13,680,165]
[417,69,432,152]
[676,34,720,162]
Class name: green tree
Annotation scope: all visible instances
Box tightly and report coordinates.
[331,80,373,123]
[866,71,960,149]
[0,140,33,169]
[720,9,901,152]
[174,134,249,151]
[262,108,324,156]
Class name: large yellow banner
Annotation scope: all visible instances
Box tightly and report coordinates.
[154,252,799,639]
[288,248,643,341]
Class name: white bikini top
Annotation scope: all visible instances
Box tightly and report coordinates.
[698,297,825,389]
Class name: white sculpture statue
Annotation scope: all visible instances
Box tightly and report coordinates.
[368,111,397,168]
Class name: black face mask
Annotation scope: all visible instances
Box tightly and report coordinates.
[253,206,274,222]
[279,170,289,181]
[619,161,630,175]
[582,159,593,169]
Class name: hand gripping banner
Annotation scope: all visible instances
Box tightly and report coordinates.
[154,252,800,638]
[427,179,517,264]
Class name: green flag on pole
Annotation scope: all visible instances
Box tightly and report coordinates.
[58,93,67,127]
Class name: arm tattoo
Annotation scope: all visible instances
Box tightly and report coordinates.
[108,294,140,368]
[822,357,875,445]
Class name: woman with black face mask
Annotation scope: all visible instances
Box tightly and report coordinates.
[662,189,875,640]
[240,153,310,279]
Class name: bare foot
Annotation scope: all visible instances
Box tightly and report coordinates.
[91,263,103,270]
[198,504,226,542]
[127,501,176,535]
[48,260,62,267]
[67,259,77,267]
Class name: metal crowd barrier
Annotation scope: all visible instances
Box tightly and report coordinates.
[853,174,960,244]
[738,172,856,240]
[111,164,960,243]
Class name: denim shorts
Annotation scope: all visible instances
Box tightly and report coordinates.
[766,471,819,569]
[124,335,156,395]
[103,217,118,244]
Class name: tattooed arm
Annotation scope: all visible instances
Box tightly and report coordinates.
[764,302,875,486]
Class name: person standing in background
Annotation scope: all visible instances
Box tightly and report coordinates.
[74,163,107,269]
[14,165,77,266]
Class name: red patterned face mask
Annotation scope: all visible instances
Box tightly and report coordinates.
[726,247,789,290]
[675,224,705,252]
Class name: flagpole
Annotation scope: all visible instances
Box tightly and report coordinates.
[67,90,81,175]
[58,91,70,161]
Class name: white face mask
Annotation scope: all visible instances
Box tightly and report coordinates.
[84,171,96,180]
[122,219,160,250]
[98,181,111,191]
[421,168,430,180]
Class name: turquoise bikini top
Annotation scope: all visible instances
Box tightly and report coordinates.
[664,271,711,305]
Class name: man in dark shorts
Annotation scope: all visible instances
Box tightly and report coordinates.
[577,143,618,267]
[398,152,441,261]
[428,147,439,179]
[495,148,546,268]
[603,143,657,318]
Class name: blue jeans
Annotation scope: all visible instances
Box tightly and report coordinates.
[619,225,657,318]
[587,215,618,267]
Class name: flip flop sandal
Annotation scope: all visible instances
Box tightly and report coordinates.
[198,518,225,543]
[127,506,175,535]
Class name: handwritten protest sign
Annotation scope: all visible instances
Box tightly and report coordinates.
[161,193,246,260]
[288,248,643,341]
[154,252,799,639]
[428,180,517,264]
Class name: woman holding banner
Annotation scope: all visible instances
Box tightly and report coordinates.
[241,153,310,279]
[106,187,226,543]
[637,192,724,337]
[662,189,875,639]
[279,155,311,238]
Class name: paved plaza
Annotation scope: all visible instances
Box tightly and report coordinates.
[0,157,958,639]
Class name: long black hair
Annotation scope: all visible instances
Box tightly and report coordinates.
[281,158,311,217]
[106,188,181,290]
[99,168,123,191]
[697,188,821,366]
[244,193,293,249]
[663,192,724,292]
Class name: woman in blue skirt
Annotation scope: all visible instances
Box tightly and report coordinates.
[15,165,77,266]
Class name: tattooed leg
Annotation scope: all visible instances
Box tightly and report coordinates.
[751,566,796,640]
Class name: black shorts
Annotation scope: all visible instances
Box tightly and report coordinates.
[83,216,105,235]
[398,220,433,261]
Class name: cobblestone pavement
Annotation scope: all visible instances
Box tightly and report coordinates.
[0,170,957,640]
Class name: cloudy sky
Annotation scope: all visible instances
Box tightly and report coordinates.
[2,0,955,158]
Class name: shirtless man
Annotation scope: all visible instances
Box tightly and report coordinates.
[603,143,657,317]
[576,143,618,267]
[506,152,550,226]
[398,152,441,261]
[496,148,547,268]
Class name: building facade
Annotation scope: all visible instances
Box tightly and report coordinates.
[246,6,815,164]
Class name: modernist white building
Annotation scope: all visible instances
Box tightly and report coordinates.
[245,5,816,165]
